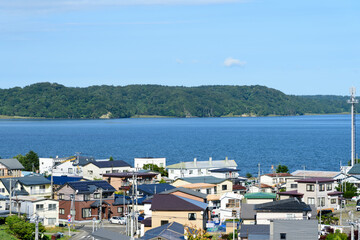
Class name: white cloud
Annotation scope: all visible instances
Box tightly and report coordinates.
[223,57,246,67]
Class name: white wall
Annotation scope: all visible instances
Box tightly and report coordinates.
[257,212,304,225]
[134,158,166,170]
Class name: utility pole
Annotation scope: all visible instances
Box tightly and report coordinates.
[99,188,103,226]
[131,173,135,238]
[349,211,354,240]
[35,214,39,240]
[348,87,358,166]
[70,192,76,229]
[51,160,54,199]
[258,163,261,191]
[9,178,12,215]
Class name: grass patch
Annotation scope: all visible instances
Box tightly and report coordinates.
[0,225,19,240]
[45,226,77,233]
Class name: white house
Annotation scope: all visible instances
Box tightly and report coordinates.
[167,157,237,180]
[47,156,96,177]
[218,192,243,221]
[39,156,74,175]
[260,173,295,187]
[82,160,132,180]
[10,196,59,226]
[134,157,166,171]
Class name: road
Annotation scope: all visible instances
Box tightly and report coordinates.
[70,221,126,240]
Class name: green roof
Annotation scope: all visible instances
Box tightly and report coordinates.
[348,164,360,175]
[244,192,276,199]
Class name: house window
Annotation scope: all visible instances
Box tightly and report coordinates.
[307,197,315,205]
[170,170,174,174]
[94,193,100,199]
[59,208,65,215]
[68,168,73,174]
[112,170,119,173]
[161,220,169,226]
[84,194,90,201]
[319,184,325,191]
[117,207,123,213]
[306,184,315,192]
[232,210,237,218]
[331,199,337,204]
[206,188,211,194]
[189,170,193,175]
[280,233,286,239]
[48,218,56,225]
[290,184,297,189]
[59,193,64,200]
[222,185,227,190]
[106,170,111,173]
[48,204,56,211]
[88,170,93,175]
[188,213,196,220]
[0,188,5,193]
[318,197,325,207]
[36,204,44,211]
[327,184,332,191]
[82,208,91,218]
[198,169,201,175]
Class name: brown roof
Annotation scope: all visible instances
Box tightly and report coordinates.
[103,172,157,178]
[151,194,207,211]
[277,190,303,197]
[265,173,292,177]
[327,191,343,196]
[233,185,246,190]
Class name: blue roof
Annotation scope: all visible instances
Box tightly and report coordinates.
[67,180,115,194]
[46,176,83,185]
[178,176,228,184]
[137,183,175,195]
[209,168,241,173]
[141,222,185,240]
[15,174,50,186]
[177,196,208,210]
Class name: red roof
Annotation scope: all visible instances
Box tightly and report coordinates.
[233,185,246,190]
[277,190,304,197]
[265,173,292,177]
[295,177,335,183]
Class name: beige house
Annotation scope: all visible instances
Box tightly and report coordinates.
[244,192,276,204]
[82,160,132,180]
[0,159,24,178]
[0,175,51,197]
[150,194,208,230]
[172,176,233,196]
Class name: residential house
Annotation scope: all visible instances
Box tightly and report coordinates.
[137,184,175,198]
[244,192,276,205]
[167,157,237,180]
[248,183,274,193]
[291,170,339,179]
[0,159,24,178]
[239,224,270,240]
[134,157,166,171]
[112,196,131,217]
[83,160,132,180]
[160,187,208,203]
[57,180,117,222]
[218,192,242,221]
[150,194,208,230]
[208,168,240,179]
[51,156,96,177]
[232,185,247,195]
[46,175,85,200]
[172,176,233,196]
[295,177,341,211]
[277,190,304,201]
[269,219,318,240]
[260,173,295,188]
[9,196,59,226]
[39,156,75,175]
[240,204,256,225]
[179,183,216,195]
[0,175,51,197]
[254,198,312,225]
[140,221,185,240]
[103,172,158,192]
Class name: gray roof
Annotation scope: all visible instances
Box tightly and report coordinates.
[0,159,24,170]
[240,204,256,220]
[91,228,130,240]
[239,225,270,238]
[0,178,29,196]
[348,164,360,175]
[254,198,312,213]
[160,187,208,199]
[141,222,185,240]
[176,176,228,184]
[167,159,237,170]
[16,175,51,186]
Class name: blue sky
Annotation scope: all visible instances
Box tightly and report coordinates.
[0,0,359,95]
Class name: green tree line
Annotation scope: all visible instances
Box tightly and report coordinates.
[0,82,356,119]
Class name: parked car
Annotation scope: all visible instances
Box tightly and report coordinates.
[356,200,360,211]
[109,216,125,224]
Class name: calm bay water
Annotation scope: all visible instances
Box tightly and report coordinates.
[0,115,355,175]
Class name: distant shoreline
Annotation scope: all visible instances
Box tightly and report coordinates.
[0,112,352,120]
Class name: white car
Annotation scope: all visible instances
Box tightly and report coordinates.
[109,216,125,224]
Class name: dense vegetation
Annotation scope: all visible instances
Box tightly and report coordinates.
[0,82,356,119]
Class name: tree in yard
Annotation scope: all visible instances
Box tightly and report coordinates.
[6,215,48,240]
[143,163,168,177]
[109,156,114,161]
[246,172,252,178]
[14,150,39,172]
[336,182,358,198]
[276,165,289,173]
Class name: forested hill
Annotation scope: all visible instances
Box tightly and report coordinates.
[0,82,355,119]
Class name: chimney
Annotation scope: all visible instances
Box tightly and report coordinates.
[194,158,197,166]
[209,157,212,165]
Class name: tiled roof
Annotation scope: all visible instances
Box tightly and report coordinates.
[87,160,131,168]
[46,176,83,185]
[348,164,360,175]
[137,183,175,195]
[150,194,207,211]
[277,190,303,196]
[140,222,184,240]
[291,170,339,178]
[255,198,312,212]
[160,187,208,199]
[0,159,24,170]
[167,159,237,169]
[295,177,335,183]
[176,176,228,184]
[67,180,115,194]
[244,192,276,199]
